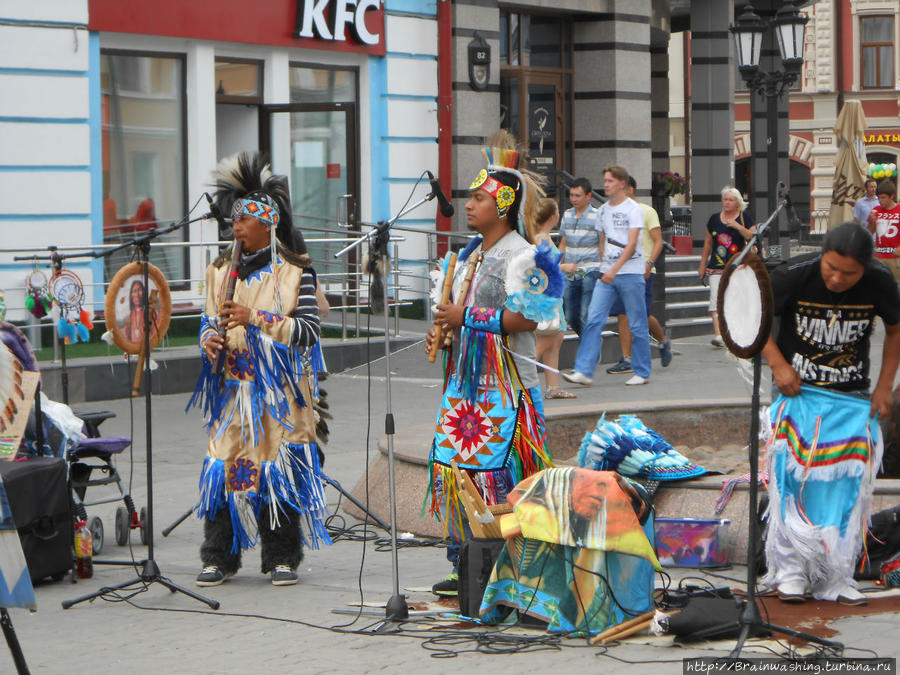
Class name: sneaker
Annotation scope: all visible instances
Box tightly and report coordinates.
[625,375,648,386]
[432,573,459,597]
[776,579,807,602]
[659,339,673,367]
[271,564,299,586]
[561,370,593,386]
[196,565,233,587]
[836,586,867,606]
[711,336,725,348]
[606,357,633,374]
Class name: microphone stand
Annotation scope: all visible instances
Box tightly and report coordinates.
[62,211,219,610]
[698,196,843,657]
[332,189,444,627]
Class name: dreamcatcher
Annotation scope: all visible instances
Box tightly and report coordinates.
[24,262,52,319]
[48,268,93,344]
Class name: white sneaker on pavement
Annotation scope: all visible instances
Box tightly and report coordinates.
[776,578,807,602]
[836,585,867,606]
[561,370,593,386]
[625,375,648,386]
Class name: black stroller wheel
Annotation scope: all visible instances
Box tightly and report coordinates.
[115,506,129,546]
[139,506,148,545]
[88,516,104,555]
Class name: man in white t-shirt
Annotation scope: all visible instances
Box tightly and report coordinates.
[562,165,651,386]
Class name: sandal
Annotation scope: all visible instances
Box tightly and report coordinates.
[546,387,577,399]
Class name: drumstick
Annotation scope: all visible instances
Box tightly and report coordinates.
[428,252,457,363]
[589,610,655,644]
[131,289,159,397]
[597,618,653,644]
[443,253,482,348]
[132,339,146,397]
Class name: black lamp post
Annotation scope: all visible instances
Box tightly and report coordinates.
[731,1,808,257]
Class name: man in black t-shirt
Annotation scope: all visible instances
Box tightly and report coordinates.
[764,224,900,415]
[761,222,900,605]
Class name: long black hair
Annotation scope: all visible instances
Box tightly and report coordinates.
[823,221,874,265]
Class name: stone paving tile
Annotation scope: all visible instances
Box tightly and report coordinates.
[4,334,897,673]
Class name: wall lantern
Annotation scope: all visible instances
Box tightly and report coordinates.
[468,34,491,91]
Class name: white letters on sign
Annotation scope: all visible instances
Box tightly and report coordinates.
[295,0,381,46]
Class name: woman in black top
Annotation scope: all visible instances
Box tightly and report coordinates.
[698,187,755,347]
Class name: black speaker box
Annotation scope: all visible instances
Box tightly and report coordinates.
[457,537,505,619]
[0,457,73,582]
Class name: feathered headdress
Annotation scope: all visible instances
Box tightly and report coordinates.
[212,152,308,259]
[468,130,545,242]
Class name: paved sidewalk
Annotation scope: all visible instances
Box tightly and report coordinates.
[5,329,898,674]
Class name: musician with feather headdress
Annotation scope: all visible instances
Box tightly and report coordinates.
[425,131,562,597]
[187,152,330,587]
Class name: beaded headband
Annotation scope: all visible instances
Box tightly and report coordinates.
[231,192,280,228]
[469,169,520,218]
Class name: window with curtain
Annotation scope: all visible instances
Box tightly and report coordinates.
[861,15,894,89]
[101,52,186,285]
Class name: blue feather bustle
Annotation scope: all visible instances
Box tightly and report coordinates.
[504,239,565,323]
[579,413,706,480]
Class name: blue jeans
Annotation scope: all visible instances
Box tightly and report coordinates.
[563,271,598,336]
[574,274,651,378]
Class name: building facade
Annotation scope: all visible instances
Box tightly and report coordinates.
[666,0,900,237]
[0,0,443,318]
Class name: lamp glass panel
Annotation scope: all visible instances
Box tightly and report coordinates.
[736,30,762,68]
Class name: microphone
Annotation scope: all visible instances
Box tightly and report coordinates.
[777,182,802,229]
[776,181,790,206]
[426,171,455,218]
[204,193,232,240]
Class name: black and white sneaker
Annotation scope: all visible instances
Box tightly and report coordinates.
[271,564,299,586]
[431,573,459,597]
[196,565,233,587]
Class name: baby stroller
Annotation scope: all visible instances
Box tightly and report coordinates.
[66,409,147,554]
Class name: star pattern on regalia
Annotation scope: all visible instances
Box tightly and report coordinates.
[437,397,506,465]
[229,458,257,491]
[228,348,254,380]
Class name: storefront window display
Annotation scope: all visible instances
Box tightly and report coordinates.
[101,52,187,286]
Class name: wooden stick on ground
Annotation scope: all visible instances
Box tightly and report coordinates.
[589,610,656,645]
[597,618,654,645]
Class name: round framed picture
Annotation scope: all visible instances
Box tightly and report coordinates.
[105,262,172,355]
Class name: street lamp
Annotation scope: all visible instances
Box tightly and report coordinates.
[731,1,808,256]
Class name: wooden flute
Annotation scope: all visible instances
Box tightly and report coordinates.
[442,253,482,348]
[212,240,244,375]
[428,252,457,363]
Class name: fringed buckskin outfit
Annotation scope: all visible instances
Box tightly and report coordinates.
[188,153,330,580]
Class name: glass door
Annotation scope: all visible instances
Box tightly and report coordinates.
[261,102,359,269]
[526,74,564,194]
[501,71,565,196]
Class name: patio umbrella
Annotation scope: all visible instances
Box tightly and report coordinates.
[828,100,869,229]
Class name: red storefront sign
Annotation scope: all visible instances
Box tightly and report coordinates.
[88,0,386,56]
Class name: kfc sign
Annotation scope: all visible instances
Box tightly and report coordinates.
[295,0,382,46]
